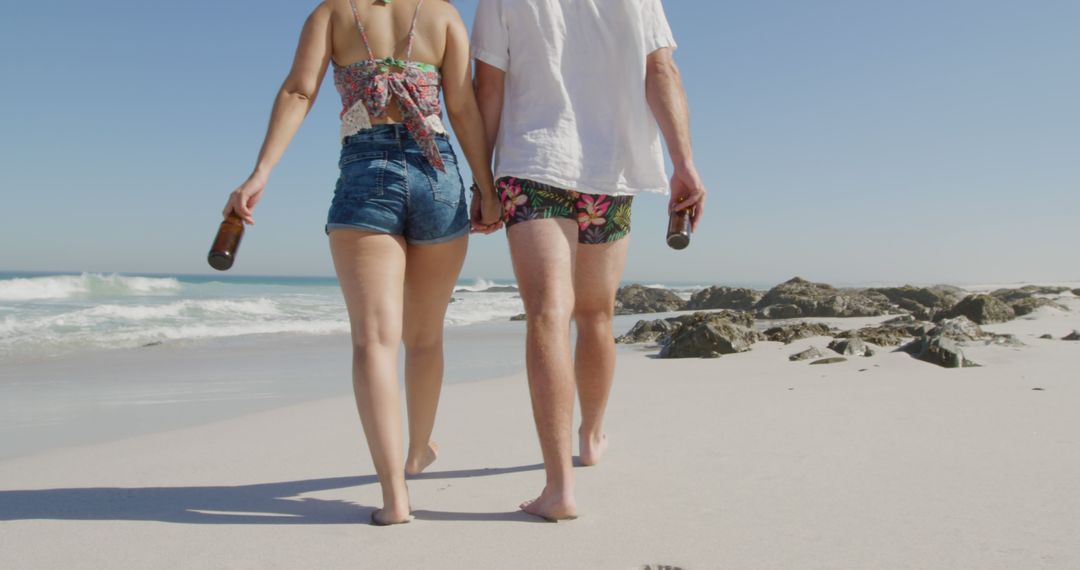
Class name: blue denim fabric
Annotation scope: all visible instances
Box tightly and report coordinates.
[326,124,469,245]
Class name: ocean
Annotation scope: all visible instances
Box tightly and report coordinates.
[0,272,718,364]
[0,272,533,364]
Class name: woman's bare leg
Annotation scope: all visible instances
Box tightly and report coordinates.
[401,234,469,475]
[329,229,411,524]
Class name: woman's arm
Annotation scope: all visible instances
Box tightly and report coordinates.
[224,3,334,224]
[440,9,502,228]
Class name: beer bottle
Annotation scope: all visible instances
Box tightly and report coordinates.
[208,213,245,271]
[666,205,691,250]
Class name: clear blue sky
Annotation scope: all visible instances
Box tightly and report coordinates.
[1,0,1077,285]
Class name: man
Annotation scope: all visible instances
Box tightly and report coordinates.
[472,0,706,521]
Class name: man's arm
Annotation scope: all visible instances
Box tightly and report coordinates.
[646,48,706,229]
[473,61,506,163]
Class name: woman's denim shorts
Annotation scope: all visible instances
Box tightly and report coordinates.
[326,124,469,245]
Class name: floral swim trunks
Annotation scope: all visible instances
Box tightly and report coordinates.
[497,177,633,244]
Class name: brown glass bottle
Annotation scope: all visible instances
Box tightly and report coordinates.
[208,214,245,271]
[666,207,691,250]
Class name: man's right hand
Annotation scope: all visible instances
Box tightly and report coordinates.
[470,188,504,234]
[668,164,706,231]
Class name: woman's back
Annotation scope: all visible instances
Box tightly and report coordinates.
[332,0,451,68]
[330,0,452,124]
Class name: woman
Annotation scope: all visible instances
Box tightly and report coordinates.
[223,0,502,525]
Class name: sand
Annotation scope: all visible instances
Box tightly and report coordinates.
[2,292,1079,569]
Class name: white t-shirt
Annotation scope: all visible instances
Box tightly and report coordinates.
[472,0,677,196]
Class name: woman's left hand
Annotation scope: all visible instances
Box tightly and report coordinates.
[223,172,268,225]
[470,187,504,234]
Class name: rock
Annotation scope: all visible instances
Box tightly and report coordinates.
[810,357,847,365]
[903,336,979,368]
[659,312,761,358]
[827,337,875,357]
[1009,297,1069,316]
[1073,289,1080,297]
[142,341,163,348]
[758,303,802,319]
[615,318,675,344]
[764,322,833,344]
[941,294,1015,324]
[1039,334,1054,339]
[703,351,722,359]
[1064,330,1080,341]
[755,277,890,319]
[929,316,985,342]
[870,285,962,321]
[614,284,685,315]
[836,326,907,347]
[789,346,825,361]
[509,313,527,321]
[685,286,762,311]
[989,288,1034,303]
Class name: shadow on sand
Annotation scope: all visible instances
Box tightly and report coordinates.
[0,464,545,525]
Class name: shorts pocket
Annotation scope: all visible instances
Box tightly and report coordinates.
[422,150,463,207]
[337,151,389,197]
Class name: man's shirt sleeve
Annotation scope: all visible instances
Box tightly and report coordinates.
[472,0,510,71]
[643,0,678,54]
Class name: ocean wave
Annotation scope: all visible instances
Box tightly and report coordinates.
[453,277,518,293]
[0,273,181,301]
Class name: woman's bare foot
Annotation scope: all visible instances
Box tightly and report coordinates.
[520,487,578,522]
[578,431,608,466]
[404,441,439,476]
[370,508,414,526]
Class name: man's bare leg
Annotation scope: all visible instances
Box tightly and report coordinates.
[573,237,630,466]
[507,218,579,521]
[401,235,469,475]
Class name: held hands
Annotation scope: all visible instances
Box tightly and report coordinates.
[668,163,706,231]
[223,171,268,225]
[470,183,504,234]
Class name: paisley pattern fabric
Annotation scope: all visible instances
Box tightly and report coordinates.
[332,0,447,171]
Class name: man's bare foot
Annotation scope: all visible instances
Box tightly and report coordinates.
[578,431,608,466]
[404,441,439,476]
[520,488,577,522]
[370,508,414,526]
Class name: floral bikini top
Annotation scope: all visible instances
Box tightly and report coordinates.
[333,0,447,171]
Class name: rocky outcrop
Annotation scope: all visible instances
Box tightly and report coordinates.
[834,326,910,347]
[764,322,833,344]
[903,336,979,368]
[789,347,825,361]
[615,284,686,315]
[615,318,675,344]
[659,312,762,359]
[940,294,1015,324]
[1064,331,1080,341]
[1073,289,1080,297]
[758,304,801,319]
[509,313,527,321]
[869,285,962,321]
[929,316,985,342]
[685,287,762,312]
[810,357,847,365]
[827,337,875,357]
[755,277,890,319]
[1009,297,1069,317]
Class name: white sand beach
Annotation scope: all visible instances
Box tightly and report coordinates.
[2,290,1079,569]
